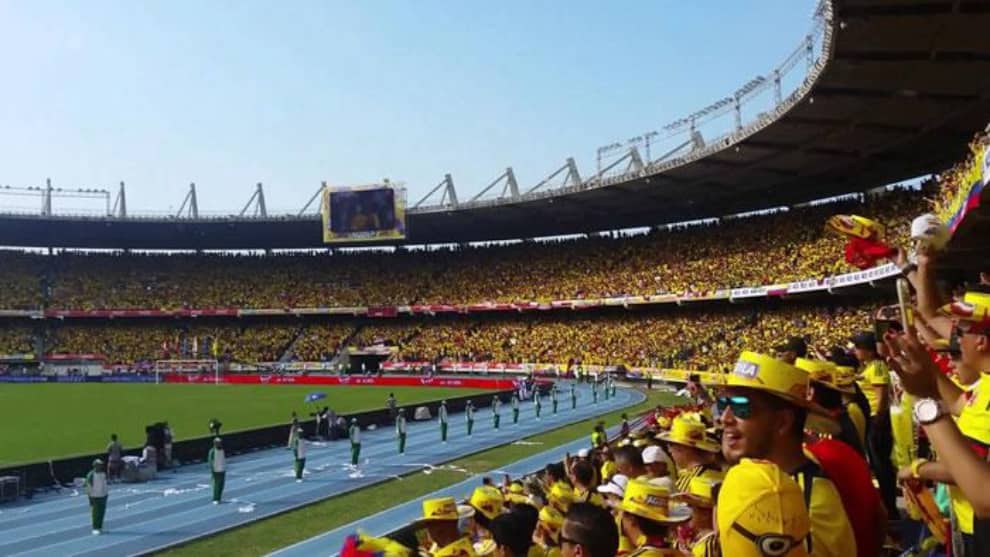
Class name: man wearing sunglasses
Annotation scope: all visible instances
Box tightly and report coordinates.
[718,351,856,557]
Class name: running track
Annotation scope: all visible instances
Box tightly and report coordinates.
[0,384,643,557]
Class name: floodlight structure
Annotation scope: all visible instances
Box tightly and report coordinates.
[112,182,127,218]
[175,183,199,219]
[527,158,582,195]
[469,168,520,203]
[240,183,268,218]
[413,174,459,209]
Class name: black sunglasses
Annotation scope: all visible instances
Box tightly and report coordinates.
[716,395,753,419]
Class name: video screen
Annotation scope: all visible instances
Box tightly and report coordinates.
[322,185,406,243]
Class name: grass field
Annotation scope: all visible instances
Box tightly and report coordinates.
[158,389,680,557]
[0,384,493,465]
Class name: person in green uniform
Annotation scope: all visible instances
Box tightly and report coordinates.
[552,387,559,414]
[610,376,617,397]
[396,408,408,454]
[438,400,449,443]
[603,377,610,401]
[492,395,501,430]
[466,400,475,436]
[84,459,109,535]
[292,427,306,481]
[511,393,520,424]
[208,437,226,504]
[349,418,361,466]
[571,384,578,409]
[535,390,543,419]
[592,381,599,404]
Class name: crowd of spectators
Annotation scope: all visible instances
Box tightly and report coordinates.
[932,128,990,223]
[0,323,36,355]
[0,188,926,312]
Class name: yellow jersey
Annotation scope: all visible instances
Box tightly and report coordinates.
[573,487,605,507]
[792,460,858,557]
[857,360,889,416]
[950,375,990,535]
[528,545,560,557]
[690,531,720,557]
[676,465,723,493]
[845,402,867,449]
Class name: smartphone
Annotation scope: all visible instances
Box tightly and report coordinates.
[896,278,914,328]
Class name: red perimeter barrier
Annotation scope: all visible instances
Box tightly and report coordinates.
[162,373,527,390]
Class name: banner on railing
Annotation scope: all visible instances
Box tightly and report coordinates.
[162,373,519,389]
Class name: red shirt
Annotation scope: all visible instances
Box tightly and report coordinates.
[806,438,885,557]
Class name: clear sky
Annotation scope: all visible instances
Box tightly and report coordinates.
[0,1,815,216]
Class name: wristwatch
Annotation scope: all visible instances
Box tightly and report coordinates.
[913,398,948,425]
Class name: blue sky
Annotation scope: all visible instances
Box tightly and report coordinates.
[0,1,815,215]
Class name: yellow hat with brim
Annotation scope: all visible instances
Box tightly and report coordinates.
[352,532,413,557]
[656,414,720,453]
[421,497,460,521]
[940,292,990,325]
[717,459,810,557]
[433,537,478,557]
[797,358,854,395]
[620,479,691,524]
[726,352,816,409]
[674,475,722,508]
[538,505,564,541]
[469,485,504,520]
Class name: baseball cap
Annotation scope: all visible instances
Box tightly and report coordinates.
[641,445,671,465]
[774,336,807,357]
[596,473,629,497]
[717,459,810,557]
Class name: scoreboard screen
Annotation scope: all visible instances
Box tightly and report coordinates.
[321,185,406,243]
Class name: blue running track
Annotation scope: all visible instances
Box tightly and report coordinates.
[0,384,643,557]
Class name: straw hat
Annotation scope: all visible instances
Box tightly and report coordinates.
[420,497,460,522]
[796,358,853,395]
[717,459,810,557]
[619,479,691,525]
[656,414,720,453]
[468,486,504,520]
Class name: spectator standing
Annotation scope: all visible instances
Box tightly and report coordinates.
[208,437,226,504]
[106,434,123,482]
[84,459,109,535]
[852,331,898,516]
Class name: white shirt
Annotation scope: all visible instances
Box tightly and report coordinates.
[397,417,407,435]
[295,438,307,459]
[439,406,448,423]
[212,448,226,472]
[350,425,361,444]
[87,471,108,498]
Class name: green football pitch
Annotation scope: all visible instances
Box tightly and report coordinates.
[0,384,493,466]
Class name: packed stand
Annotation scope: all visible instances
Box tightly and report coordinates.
[0,188,926,312]
[0,323,36,355]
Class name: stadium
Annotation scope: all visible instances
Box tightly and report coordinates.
[1,0,990,556]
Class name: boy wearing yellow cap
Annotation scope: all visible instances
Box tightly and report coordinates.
[418,497,477,557]
[674,476,719,557]
[716,459,810,557]
[468,485,504,542]
[719,352,856,557]
[617,479,690,556]
[655,413,721,492]
[534,505,563,557]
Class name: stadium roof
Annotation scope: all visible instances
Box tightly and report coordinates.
[2,0,990,250]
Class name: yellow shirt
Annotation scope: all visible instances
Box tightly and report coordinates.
[529,545,559,557]
[573,487,605,507]
[601,461,617,482]
[857,360,890,416]
[950,376,990,534]
[690,531,719,557]
[846,402,867,449]
[676,465,723,493]
[792,462,858,557]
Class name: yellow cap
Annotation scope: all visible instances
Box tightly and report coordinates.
[421,497,459,521]
[797,358,854,395]
[717,459,810,557]
[432,537,478,557]
[727,352,812,407]
[940,292,990,324]
[620,479,691,524]
[826,214,884,239]
[469,485,504,520]
[656,413,720,453]
[674,475,722,508]
[548,482,574,512]
[351,532,413,557]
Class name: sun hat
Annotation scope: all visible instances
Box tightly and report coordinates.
[469,485,505,520]
[796,358,854,395]
[726,352,813,408]
[547,482,574,512]
[619,479,691,525]
[538,505,564,542]
[717,459,810,557]
[420,497,460,522]
[655,414,720,453]
[641,445,672,465]
[941,291,990,331]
